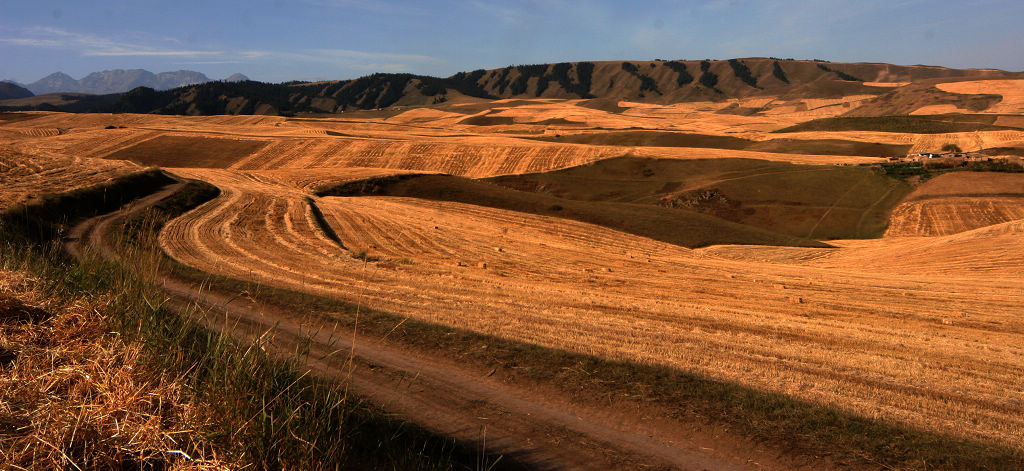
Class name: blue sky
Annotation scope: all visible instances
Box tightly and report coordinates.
[2,0,1022,83]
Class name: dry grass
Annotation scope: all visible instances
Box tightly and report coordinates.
[158,166,1024,451]
[6,83,1024,466]
[0,268,228,470]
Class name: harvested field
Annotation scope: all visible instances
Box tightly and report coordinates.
[103,135,271,168]
[904,171,1024,199]
[7,83,1024,467]
[937,80,1024,114]
[884,172,1024,236]
[0,146,138,209]
[317,173,829,248]
[157,167,1024,450]
[886,197,1024,236]
[0,112,45,124]
[773,114,1016,134]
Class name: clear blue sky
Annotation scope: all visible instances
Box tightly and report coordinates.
[2,0,1022,84]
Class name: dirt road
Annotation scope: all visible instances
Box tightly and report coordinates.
[65,175,821,471]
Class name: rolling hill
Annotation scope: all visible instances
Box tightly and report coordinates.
[0,81,33,100]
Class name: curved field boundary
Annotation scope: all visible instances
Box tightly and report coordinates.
[158,167,1024,451]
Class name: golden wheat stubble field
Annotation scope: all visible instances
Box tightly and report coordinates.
[2,81,1024,453]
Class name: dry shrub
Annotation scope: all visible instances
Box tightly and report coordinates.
[0,269,230,470]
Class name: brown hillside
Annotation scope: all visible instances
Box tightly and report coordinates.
[466,59,1022,104]
[35,59,1020,117]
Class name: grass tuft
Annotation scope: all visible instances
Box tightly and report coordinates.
[0,170,497,470]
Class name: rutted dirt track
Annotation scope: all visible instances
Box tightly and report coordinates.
[155,167,1024,452]
[5,90,1024,468]
[66,178,801,471]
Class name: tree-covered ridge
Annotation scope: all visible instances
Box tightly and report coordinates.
[728,59,759,88]
[817,63,863,82]
[621,62,661,95]
[698,60,720,90]
[663,61,694,86]
[772,61,790,83]
[110,72,497,116]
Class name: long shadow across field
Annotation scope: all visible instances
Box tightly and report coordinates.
[316,171,831,249]
[12,169,1020,469]
[527,131,913,157]
[485,157,913,240]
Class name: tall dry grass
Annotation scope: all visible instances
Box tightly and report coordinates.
[0,253,227,469]
[0,171,488,470]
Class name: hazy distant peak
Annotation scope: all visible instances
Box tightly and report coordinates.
[225,73,250,82]
[25,69,213,95]
[28,72,80,94]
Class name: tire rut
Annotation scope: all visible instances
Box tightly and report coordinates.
[65,174,796,471]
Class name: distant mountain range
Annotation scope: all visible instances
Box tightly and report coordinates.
[8,69,250,95]
[106,59,1023,116]
[2,59,1021,117]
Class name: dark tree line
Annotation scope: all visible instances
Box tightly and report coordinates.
[772,61,790,83]
[728,59,759,88]
[97,71,500,116]
[477,63,595,98]
[698,60,719,90]
[817,63,863,82]
[621,62,661,95]
[663,61,694,86]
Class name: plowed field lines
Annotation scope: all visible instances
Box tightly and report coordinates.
[70,130,164,159]
[0,151,138,208]
[158,171,1024,448]
[886,197,1024,236]
[7,127,61,137]
[821,220,1024,277]
[909,132,980,153]
[303,140,354,168]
